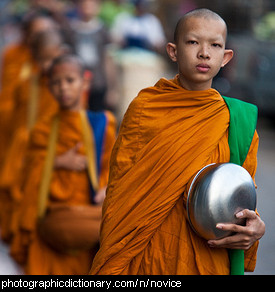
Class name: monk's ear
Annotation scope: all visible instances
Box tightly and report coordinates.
[221,49,234,68]
[83,70,92,92]
[166,42,178,62]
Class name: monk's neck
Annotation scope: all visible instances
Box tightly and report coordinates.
[59,103,83,112]
[178,75,213,91]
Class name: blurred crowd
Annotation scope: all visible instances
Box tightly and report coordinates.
[0,0,171,119]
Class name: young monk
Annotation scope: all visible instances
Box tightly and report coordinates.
[10,54,116,275]
[89,8,265,275]
[0,14,57,168]
[0,16,58,233]
[0,29,66,243]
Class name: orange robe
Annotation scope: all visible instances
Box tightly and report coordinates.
[0,43,31,91]
[90,76,259,275]
[0,43,32,166]
[0,74,58,241]
[0,43,34,237]
[10,110,116,275]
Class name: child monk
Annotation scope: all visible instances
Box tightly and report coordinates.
[10,54,116,275]
[89,8,265,275]
[0,29,65,243]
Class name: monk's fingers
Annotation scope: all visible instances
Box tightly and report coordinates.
[216,222,248,233]
[235,209,257,220]
[208,232,253,250]
[72,142,83,152]
[79,160,88,170]
[74,156,88,171]
[207,218,262,250]
[94,188,106,204]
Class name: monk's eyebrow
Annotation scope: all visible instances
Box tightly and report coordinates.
[184,32,225,43]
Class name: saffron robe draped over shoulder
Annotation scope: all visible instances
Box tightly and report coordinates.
[11,110,116,275]
[90,76,259,275]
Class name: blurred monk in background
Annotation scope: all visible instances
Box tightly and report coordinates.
[0,29,66,243]
[10,54,116,275]
[0,14,58,169]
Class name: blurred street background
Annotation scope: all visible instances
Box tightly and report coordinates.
[0,0,275,275]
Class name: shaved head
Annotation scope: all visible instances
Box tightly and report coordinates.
[31,29,63,57]
[48,54,85,78]
[174,9,227,44]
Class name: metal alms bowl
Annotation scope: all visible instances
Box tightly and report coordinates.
[186,163,257,240]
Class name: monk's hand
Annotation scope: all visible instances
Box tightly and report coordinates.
[207,209,265,250]
[94,187,107,205]
[54,143,88,171]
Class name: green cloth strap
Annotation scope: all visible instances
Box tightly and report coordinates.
[223,96,258,166]
[222,96,258,275]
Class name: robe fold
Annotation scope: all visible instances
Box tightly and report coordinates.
[0,43,32,167]
[0,43,35,239]
[90,76,259,275]
[10,110,116,275]
[0,74,58,241]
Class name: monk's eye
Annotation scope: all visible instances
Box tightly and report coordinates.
[212,43,222,48]
[50,80,59,87]
[187,40,198,45]
[66,77,75,83]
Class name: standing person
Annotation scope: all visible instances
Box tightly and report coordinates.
[70,0,118,112]
[10,54,116,275]
[109,0,167,123]
[0,14,57,170]
[0,29,66,243]
[99,0,134,29]
[89,9,265,275]
[25,0,75,48]
[111,0,166,53]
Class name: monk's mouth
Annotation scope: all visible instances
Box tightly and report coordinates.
[196,64,210,73]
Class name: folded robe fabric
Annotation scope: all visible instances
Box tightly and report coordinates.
[90,76,259,275]
[0,74,58,241]
[0,43,32,168]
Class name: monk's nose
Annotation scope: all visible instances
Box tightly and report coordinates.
[198,46,210,59]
